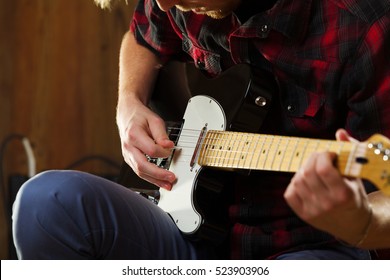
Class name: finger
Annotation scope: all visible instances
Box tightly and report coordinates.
[138,172,175,191]
[314,152,340,191]
[286,172,335,222]
[335,129,358,143]
[147,116,175,152]
[284,186,304,214]
[284,176,313,220]
[292,153,340,216]
[128,122,172,158]
[125,147,176,189]
[316,152,356,204]
[299,153,330,195]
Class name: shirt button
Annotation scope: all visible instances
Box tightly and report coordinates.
[255,96,267,107]
[260,24,269,33]
[196,60,205,69]
[287,104,295,112]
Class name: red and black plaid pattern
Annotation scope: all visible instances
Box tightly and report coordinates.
[130,0,390,259]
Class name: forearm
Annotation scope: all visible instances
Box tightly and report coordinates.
[117,31,162,127]
[115,31,176,189]
[118,31,162,106]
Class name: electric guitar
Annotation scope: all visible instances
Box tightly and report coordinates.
[118,64,390,243]
[156,94,390,242]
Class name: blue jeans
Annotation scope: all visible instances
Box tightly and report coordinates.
[12,170,370,260]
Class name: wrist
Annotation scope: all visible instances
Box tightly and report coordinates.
[354,204,373,247]
[116,94,145,129]
[339,204,373,248]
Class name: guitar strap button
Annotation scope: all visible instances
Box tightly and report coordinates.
[255,96,267,107]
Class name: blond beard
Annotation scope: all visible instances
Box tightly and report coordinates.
[176,5,229,19]
[94,0,128,9]
[205,10,227,19]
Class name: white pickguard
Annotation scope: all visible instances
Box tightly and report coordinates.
[158,95,226,235]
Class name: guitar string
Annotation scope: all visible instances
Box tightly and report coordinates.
[154,126,365,170]
[165,127,360,159]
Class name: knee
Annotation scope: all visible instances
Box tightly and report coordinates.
[12,170,94,223]
[12,170,101,259]
[14,170,84,207]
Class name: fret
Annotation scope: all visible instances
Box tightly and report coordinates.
[221,131,236,168]
[229,131,240,168]
[234,132,245,168]
[207,131,218,166]
[344,142,358,175]
[284,137,299,172]
[248,133,261,169]
[251,134,266,170]
[218,131,229,167]
[271,137,289,171]
[233,132,244,168]
[213,131,222,167]
[299,139,319,167]
[329,140,346,170]
[288,138,309,172]
[241,133,254,169]
[260,135,275,170]
[316,140,332,154]
[335,141,357,176]
[221,131,231,167]
[207,131,233,168]
[333,140,344,154]
[253,135,265,169]
[210,131,221,167]
[266,136,282,171]
[346,143,366,177]
[198,130,213,166]
[287,139,345,172]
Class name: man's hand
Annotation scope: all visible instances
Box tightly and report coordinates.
[117,96,176,190]
[284,129,372,245]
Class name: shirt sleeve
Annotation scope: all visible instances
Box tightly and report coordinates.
[130,0,185,63]
[343,15,390,141]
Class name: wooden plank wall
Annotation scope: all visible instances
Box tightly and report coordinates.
[0,0,136,259]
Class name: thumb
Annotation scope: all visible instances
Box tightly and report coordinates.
[149,117,174,149]
[335,129,358,143]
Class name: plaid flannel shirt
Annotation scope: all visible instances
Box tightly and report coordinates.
[130,0,390,259]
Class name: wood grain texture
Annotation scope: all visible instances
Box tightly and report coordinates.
[0,0,136,259]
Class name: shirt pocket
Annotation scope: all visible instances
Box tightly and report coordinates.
[280,83,327,133]
[182,36,222,77]
[281,83,325,117]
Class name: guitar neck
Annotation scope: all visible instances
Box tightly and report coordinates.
[198,130,366,178]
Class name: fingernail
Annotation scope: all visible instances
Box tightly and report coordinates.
[166,174,176,182]
[161,182,172,191]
